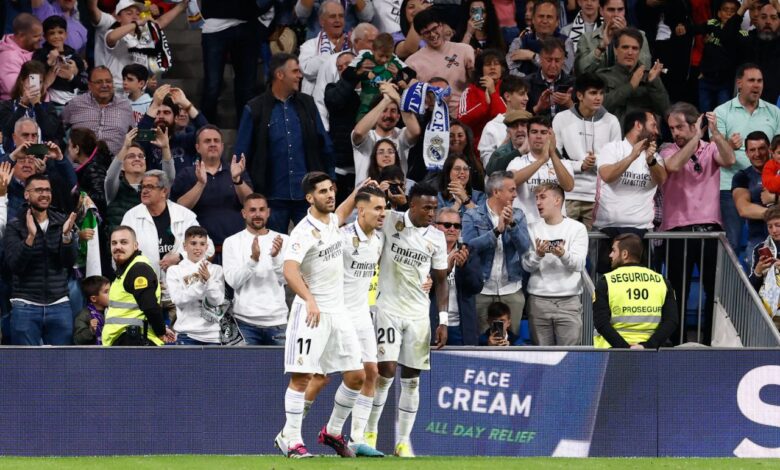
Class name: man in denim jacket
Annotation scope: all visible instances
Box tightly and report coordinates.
[462,171,531,335]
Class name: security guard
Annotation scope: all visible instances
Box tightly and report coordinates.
[593,233,678,349]
[103,226,172,346]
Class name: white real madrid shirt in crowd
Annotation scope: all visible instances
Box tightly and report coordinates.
[93,12,114,74]
[506,153,574,224]
[352,128,414,185]
[371,0,402,34]
[481,203,523,296]
[593,139,663,229]
[222,229,290,327]
[341,220,384,318]
[284,210,345,313]
[377,210,448,320]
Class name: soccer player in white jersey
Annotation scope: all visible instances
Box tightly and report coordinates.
[275,172,364,459]
[369,182,450,457]
[300,184,388,457]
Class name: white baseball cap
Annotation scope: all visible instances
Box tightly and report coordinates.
[114,0,144,15]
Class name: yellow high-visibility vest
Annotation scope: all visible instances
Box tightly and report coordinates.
[594,265,667,348]
[102,254,163,346]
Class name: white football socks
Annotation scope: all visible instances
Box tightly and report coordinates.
[326,382,360,436]
[350,393,374,444]
[397,377,420,444]
[282,388,306,446]
[366,375,393,433]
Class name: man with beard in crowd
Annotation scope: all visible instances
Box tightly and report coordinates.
[742,0,780,104]
[222,193,289,345]
[139,84,209,172]
[4,174,78,345]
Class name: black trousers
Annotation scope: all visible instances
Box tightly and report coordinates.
[665,235,718,345]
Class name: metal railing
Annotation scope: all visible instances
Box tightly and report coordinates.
[578,232,780,347]
[714,233,780,347]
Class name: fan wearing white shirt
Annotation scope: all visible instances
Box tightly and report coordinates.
[370,183,449,458]
[593,109,666,230]
[506,115,575,224]
[276,172,364,459]
[167,226,225,345]
[222,194,289,345]
[351,83,421,185]
[522,183,588,345]
[593,109,666,272]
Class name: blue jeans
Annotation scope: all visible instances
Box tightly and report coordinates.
[720,189,745,254]
[267,199,309,234]
[698,78,732,112]
[68,276,84,319]
[447,325,464,346]
[10,301,73,345]
[237,320,286,345]
[201,22,261,125]
[176,333,218,345]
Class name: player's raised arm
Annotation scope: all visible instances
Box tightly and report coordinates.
[336,179,378,226]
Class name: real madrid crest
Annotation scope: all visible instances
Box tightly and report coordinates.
[352,236,360,255]
[394,220,404,238]
[426,136,446,164]
[311,229,321,239]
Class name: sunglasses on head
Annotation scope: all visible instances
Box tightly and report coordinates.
[437,222,462,229]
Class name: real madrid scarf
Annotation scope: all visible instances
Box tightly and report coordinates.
[317,29,351,56]
[567,12,603,52]
[759,236,780,319]
[401,82,451,170]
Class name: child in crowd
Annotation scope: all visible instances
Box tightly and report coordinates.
[166,226,225,345]
[346,33,416,121]
[478,301,523,346]
[73,276,110,345]
[31,15,87,109]
[763,135,780,194]
[122,64,152,124]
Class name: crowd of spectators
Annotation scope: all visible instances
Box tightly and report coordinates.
[0,0,778,347]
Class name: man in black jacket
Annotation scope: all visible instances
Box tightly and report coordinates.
[235,53,335,234]
[4,174,77,345]
[742,0,780,104]
[324,50,359,203]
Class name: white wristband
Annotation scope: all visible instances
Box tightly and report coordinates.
[438,311,449,326]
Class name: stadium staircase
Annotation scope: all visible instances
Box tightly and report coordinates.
[163,17,260,151]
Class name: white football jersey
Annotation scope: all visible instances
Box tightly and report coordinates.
[377,210,448,319]
[284,211,344,314]
[342,221,384,318]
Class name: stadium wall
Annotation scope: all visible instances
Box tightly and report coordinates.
[0,348,778,457]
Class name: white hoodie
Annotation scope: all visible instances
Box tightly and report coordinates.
[167,258,226,344]
[552,106,621,202]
